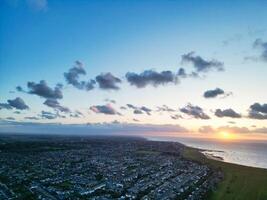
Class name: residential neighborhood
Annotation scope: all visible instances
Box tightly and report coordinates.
[0,135,222,199]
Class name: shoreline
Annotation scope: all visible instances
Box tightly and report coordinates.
[201,152,224,161]
[146,136,267,170]
[186,145,267,170]
[0,134,267,199]
[182,146,267,200]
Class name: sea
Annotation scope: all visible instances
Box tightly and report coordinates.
[147,136,267,169]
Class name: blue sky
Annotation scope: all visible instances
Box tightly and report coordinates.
[0,0,267,138]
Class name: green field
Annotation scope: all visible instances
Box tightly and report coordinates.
[183,147,267,200]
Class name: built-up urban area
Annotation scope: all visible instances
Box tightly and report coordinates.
[0,135,222,200]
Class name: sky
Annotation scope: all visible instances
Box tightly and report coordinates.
[0,0,267,139]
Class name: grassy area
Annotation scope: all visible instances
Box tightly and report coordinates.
[183,147,267,200]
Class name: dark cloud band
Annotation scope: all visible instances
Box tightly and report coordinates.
[204,88,225,98]
[215,108,241,118]
[0,97,29,110]
[126,70,178,88]
[95,73,121,90]
[249,103,267,120]
[27,80,63,99]
[90,104,120,115]
[180,104,210,120]
[181,52,224,73]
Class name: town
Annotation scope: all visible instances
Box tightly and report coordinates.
[0,135,222,200]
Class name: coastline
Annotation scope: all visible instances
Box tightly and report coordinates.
[201,151,224,161]
[182,146,267,200]
[147,136,267,199]
[0,134,267,200]
[146,136,267,169]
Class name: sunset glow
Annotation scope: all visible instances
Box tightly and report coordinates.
[0,0,267,139]
[1,1,267,199]
[218,131,235,140]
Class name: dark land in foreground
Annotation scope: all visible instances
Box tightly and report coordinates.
[0,135,220,200]
[0,135,266,200]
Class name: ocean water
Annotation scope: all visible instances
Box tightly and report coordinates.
[147,136,267,169]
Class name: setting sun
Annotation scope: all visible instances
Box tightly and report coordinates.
[219,131,234,140]
[1,1,267,200]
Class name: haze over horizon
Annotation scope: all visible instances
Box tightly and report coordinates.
[0,0,267,140]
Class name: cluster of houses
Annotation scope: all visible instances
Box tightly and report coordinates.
[0,136,222,199]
